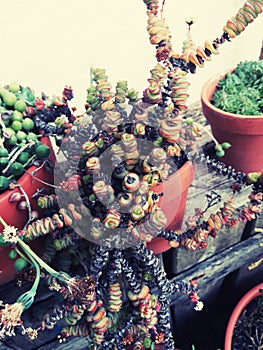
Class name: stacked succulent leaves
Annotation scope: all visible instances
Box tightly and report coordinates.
[0,1,262,350]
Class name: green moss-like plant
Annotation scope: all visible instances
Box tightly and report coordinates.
[211,60,263,116]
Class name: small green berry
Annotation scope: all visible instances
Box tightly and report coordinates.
[0,176,9,191]
[16,130,27,141]
[12,110,23,122]
[7,134,17,146]
[247,172,260,184]
[35,144,50,159]
[11,120,23,131]
[0,147,8,157]
[22,117,34,131]
[8,249,17,259]
[10,162,24,176]
[14,258,27,271]
[0,157,9,170]
[185,117,194,125]
[143,337,152,348]
[14,99,27,112]
[17,152,29,164]
[3,92,17,107]
[8,81,20,94]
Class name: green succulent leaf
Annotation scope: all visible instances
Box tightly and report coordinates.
[221,142,231,150]
[216,150,225,157]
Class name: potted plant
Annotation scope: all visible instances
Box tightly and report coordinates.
[0,83,74,284]
[224,283,263,350]
[0,1,262,350]
[201,59,263,174]
[54,69,197,256]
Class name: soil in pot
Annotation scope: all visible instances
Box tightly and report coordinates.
[225,283,263,350]
[232,292,263,349]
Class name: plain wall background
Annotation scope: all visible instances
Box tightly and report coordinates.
[0,0,262,112]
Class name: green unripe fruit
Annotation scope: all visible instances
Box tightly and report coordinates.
[17,152,29,164]
[0,176,9,191]
[0,235,10,248]
[14,99,27,112]
[8,81,20,94]
[14,258,27,271]
[12,110,23,122]
[0,157,8,170]
[8,249,17,259]
[35,144,50,159]
[0,147,8,157]
[16,130,27,141]
[22,117,34,131]
[11,120,23,131]
[10,162,24,176]
[3,92,17,107]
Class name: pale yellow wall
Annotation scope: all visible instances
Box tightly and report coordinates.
[0,0,262,112]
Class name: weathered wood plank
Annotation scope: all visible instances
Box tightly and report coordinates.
[37,337,89,350]
[169,231,263,305]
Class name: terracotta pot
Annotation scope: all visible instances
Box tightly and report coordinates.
[146,161,195,254]
[0,137,55,285]
[201,68,263,174]
[224,282,263,350]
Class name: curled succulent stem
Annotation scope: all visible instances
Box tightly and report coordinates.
[192,121,220,146]
[17,238,70,284]
[0,217,71,285]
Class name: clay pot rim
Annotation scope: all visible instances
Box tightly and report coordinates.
[201,67,263,121]
[224,282,263,350]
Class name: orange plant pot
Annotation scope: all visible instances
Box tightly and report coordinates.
[146,161,195,254]
[201,68,263,174]
[224,283,263,350]
[0,137,55,285]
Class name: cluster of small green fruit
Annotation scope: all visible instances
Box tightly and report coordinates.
[0,82,51,192]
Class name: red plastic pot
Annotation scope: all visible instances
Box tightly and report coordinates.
[146,161,195,254]
[224,282,263,350]
[201,68,263,174]
[0,137,55,285]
